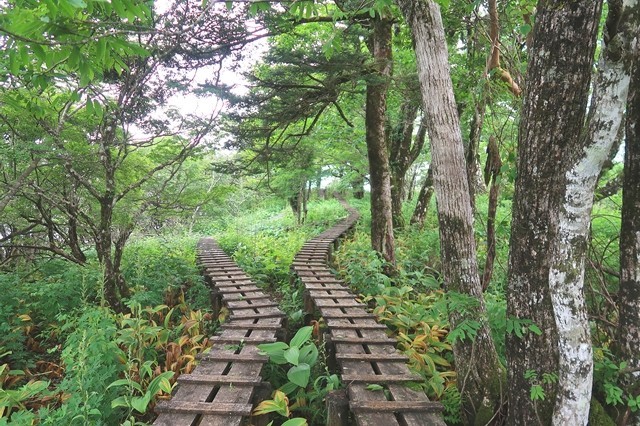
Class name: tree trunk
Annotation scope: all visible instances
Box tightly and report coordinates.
[481,136,501,291]
[506,2,605,424]
[351,176,365,199]
[389,101,421,229]
[548,2,636,422]
[410,165,433,228]
[617,12,640,424]
[365,17,395,266]
[395,1,504,422]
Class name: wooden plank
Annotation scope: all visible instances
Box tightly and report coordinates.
[227,301,280,309]
[349,400,444,413]
[304,283,347,290]
[319,311,376,319]
[315,300,363,308]
[222,294,271,301]
[329,336,397,345]
[197,352,268,362]
[227,312,285,319]
[296,271,336,277]
[221,323,282,330]
[327,322,387,330]
[155,401,253,415]
[341,374,422,383]
[177,374,264,386]
[335,353,408,361]
[210,336,277,344]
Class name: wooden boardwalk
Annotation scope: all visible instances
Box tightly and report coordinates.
[154,238,284,426]
[155,197,444,425]
[292,196,446,426]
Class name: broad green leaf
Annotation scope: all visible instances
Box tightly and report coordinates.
[111,396,129,408]
[258,341,289,364]
[284,346,299,365]
[287,363,310,388]
[279,381,299,395]
[299,343,318,367]
[282,418,308,426]
[66,0,87,8]
[131,394,150,413]
[290,326,313,348]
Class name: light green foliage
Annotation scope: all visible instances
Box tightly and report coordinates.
[215,198,346,323]
[256,326,338,425]
[524,370,558,402]
[335,227,458,413]
[53,307,124,425]
[0,0,151,87]
[0,364,50,422]
[367,286,454,398]
[593,347,639,410]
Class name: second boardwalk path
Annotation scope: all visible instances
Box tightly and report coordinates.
[292,196,445,426]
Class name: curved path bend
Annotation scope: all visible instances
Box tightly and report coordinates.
[292,195,445,426]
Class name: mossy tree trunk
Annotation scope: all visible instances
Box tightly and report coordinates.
[617,5,640,422]
[365,16,396,266]
[395,0,505,422]
[505,1,632,423]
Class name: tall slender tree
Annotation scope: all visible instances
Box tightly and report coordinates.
[617,5,640,422]
[395,1,504,422]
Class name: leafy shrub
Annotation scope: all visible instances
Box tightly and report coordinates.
[256,326,338,425]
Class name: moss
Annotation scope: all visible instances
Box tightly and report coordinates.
[589,399,616,426]
[474,404,495,426]
[471,368,507,426]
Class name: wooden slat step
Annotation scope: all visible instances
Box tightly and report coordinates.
[320,312,375,319]
[330,336,396,344]
[228,301,280,309]
[342,374,422,383]
[199,262,238,267]
[229,312,285,319]
[215,281,258,288]
[315,300,363,308]
[196,352,268,362]
[309,293,355,299]
[222,294,271,301]
[304,283,347,290]
[221,323,282,330]
[155,401,253,416]
[336,353,408,361]
[326,322,387,330]
[297,273,337,279]
[213,278,254,284]
[178,374,263,386]
[350,400,443,413]
[211,336,277,344]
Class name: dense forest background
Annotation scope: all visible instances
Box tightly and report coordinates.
[0,0,638,425]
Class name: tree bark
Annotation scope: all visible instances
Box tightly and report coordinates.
[389,102,423,229]
[506,2,605,424]
[617,8,640,423]
[482,136,501,291]
[395,1,504,422]
[548,2,637,423]
[365,17,396,266]
[410,165,433,229]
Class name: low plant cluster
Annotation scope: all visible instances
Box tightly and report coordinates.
[0,237,214,425]
[255,326,340,426]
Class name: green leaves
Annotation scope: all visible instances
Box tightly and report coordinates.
[257,326,318,391]
[287,363,311,387]
[290,326,313,348]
